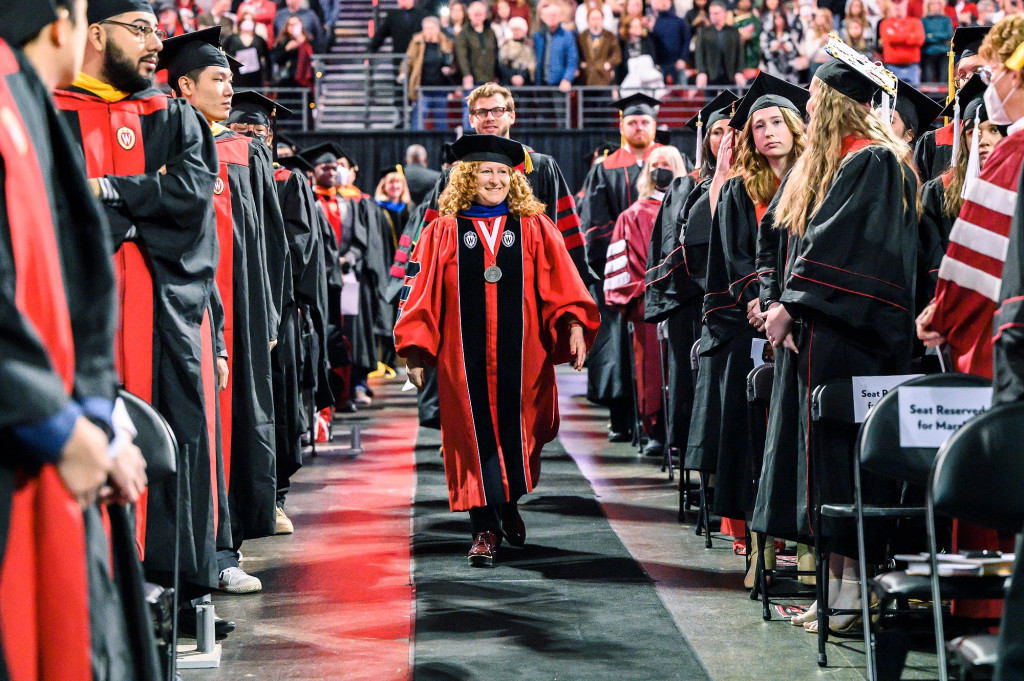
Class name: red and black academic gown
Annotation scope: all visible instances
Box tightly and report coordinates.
[54,78,223,590]
[913,121,955,181]
[0,41,158,681]
[579,144,662,406]
[643,174,706,454]
[689,176,771,520]
[779,139,917,554]
[211,127,279,544]
[604,196,664,436]
[387,148,592,428]
[394,211,600,511]
[273,165,333,484]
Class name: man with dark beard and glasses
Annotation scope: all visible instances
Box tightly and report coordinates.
[53,0,228,630]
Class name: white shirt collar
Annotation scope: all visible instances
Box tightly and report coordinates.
[1009,117,1024,136]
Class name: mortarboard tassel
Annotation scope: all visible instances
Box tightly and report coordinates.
[962,112,982,200]
[951,95,962,168]
[694,114,704,169]
[522,147,533,173]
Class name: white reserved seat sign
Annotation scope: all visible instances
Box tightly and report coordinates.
[897,386,993,448]
[751,339,769,368]
[851,375,923,423]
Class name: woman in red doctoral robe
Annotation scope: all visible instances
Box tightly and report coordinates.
[603,145,689,456]
[394,134,600,567]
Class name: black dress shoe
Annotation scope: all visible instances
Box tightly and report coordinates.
[608,430,632,443]
[643,439,665,458]
[178,608,236,640]
[500,504,526,547]
[467,531,499,567]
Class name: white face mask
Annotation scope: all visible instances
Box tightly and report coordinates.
[337,166,352,186]
[984,69,1017,126]
[240,19,255,32]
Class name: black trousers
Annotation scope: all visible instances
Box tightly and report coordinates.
[468,502,517,537]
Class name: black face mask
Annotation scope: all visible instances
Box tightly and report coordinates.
[651,167,674,190]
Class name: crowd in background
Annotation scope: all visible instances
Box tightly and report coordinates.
[146,0,1019,116]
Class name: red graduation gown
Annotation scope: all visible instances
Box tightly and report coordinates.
[394,212,599,511]
[0,41,90,681]
[603,196,664,433]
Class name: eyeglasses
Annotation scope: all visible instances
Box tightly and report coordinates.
[100,20,168,41]
[229,123,271,137]
[469,106,510,118]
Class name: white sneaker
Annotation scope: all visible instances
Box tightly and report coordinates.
[275,506,294,535]
[354,386,372,406]
[218,567,262,594]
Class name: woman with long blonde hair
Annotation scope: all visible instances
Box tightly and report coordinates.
[395,135,600,567]
[762,58,919,633]
[688,74,807,589]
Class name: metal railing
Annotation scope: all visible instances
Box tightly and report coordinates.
[244,87,312,132]
[304,52,953,130]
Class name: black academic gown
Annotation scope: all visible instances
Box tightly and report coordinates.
[688,177,764,519]
[0,44,159,681]
[273,165,332,488]
[751,190,803,541]
[917,174,954,309]
[55,82,223,591]
[913,125,954,182]
[644,173,703,455]
[778,144,916,553]
[388,148,591,427]
[212,129,282,544]
[376,201,407,366]
[580,146,657,408]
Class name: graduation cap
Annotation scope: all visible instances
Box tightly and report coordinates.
[275,132,298,157]
[300,142,347,167]
[87,0,155,24]
[277,154,313,175]
[654,129,672,146]
[226,90,294,128]
[894,79,944,139]
[952,26,990,59]
[685,90,740,131]
[0,0,58,46]
[614,92,661,119]
[818,33,897,105]
[938,73,985,118]
[378,164,406,182]
[728,72,809,131]
[449,134,529,170]
[156,27,241,90]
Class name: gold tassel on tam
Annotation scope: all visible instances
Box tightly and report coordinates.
[522,147,533,173]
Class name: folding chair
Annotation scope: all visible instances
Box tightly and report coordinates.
[924,401,1024,681]
[678,339,702,521]
[688,338,715,547]
[656,320,675,482]
[626,321,648,455]
[120,390,180,681]
[825,373,990,679]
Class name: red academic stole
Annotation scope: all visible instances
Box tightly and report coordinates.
[0,40,91,681]
[213,135,250,490]
[314,186,343,245]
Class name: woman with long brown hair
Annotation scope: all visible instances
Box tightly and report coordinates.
[762,53,918,632]
[689,74,807,588]
[394,135,599,567]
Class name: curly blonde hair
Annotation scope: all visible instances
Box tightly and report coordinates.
[774,80,916,236]
[733,106,806,206]
[438,161,547,216]
[978,15,1024,66]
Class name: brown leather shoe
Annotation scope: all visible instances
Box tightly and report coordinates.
[500,504,526,547]
[467,531,499,567]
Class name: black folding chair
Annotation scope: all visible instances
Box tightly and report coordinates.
[626,321,648,455]
[924,401,1024,681]
[656,320,675,482]
[833,373,990,679]
[677,339,701,520]
[688,339,715,547]
[119,389,180,681]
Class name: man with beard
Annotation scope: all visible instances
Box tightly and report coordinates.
[0,0,157,678]
[226,90,334,535]
[53,0,227,624]
[387,82,593,430]
[159,29,289,594]
[578,92,663,442]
